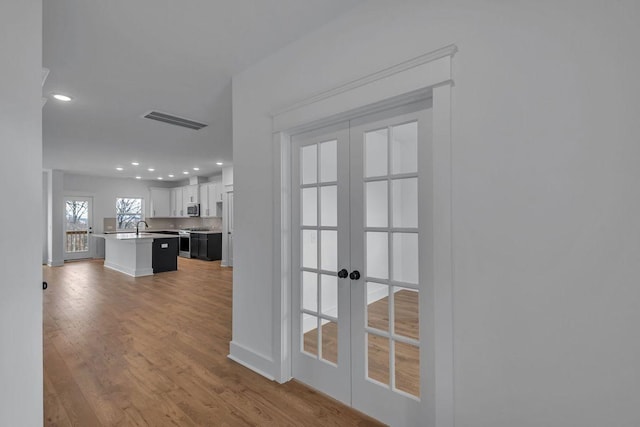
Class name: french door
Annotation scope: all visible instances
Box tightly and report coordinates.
[64,196,93,260]
[292,101,432,426]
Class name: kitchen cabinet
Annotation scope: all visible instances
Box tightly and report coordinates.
[213,182,224,203]
[95,233,178,277]
[149,187,171,217]
[170,187,183,217]
[199,183,211,217]
[183,184,199,204]
[152,238,178,273]
[182,184,199,216]
[190,232,222,261]
[199,182,222,217]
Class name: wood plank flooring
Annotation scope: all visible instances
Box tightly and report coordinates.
[43,259,383,426]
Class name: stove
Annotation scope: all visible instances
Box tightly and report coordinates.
[178,230,192,258]
[178,228,211,258]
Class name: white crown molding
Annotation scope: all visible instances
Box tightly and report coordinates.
[271,44,457,118]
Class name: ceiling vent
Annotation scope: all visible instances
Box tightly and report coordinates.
[142,111,208,130]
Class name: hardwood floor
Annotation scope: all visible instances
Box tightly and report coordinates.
[43,259,383,426]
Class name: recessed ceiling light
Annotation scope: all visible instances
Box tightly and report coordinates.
[135,176,142,180]
[157,177,163,180]
[216,162,223,166]
[52,94,72,102]
[116,167,123,171]
[183,171,189,175]
[131,162,139,166]
[193,167,200,171]
[148,168,155,172]
[168,174,174,178]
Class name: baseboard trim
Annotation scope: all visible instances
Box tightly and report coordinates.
[228,341,276,381]
[104,261,153,277]
[47,260,64,267]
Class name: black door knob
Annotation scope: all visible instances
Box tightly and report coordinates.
[349,270,360,280]
[42,281,48,290]
[338,269,349,279]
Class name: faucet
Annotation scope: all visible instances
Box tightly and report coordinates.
[136,220,149,236]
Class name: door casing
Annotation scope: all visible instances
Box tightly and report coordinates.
[270,46,456,427]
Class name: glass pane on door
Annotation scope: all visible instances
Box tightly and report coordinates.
[64,197,92,260]
[391,121,418,174]
[65,200,89,252]
[394,341,420,397]
[366,181,388,227]
[367,333,390,386]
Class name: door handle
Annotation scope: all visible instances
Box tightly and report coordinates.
[42,281,48,290]
[349,270,360,280]
[337,269,348,279]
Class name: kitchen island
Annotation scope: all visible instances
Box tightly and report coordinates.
[94,233,179,277]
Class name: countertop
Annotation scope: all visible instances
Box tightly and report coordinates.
[103,229,222,235]
[94,233,179,241]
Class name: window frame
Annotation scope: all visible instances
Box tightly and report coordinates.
[116,197,144,231]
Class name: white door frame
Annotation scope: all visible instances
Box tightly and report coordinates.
[271,45,456,427]
[227,191,234,267]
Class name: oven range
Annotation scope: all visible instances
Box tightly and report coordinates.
[178,227,210,258]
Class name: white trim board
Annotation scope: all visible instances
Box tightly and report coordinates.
[228,341,276,381]
[266,45,457,426]
[271,45,457,123]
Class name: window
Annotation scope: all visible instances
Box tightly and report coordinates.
[116,197,143,230]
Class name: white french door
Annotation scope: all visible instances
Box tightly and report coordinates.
[64,196,93,260]
[291,122,352,402]
[292,101,432,426]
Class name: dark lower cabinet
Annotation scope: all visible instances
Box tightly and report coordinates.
[190,232,222,261]
[152,238,178,273]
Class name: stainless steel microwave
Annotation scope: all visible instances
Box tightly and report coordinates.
[187,203,200,217]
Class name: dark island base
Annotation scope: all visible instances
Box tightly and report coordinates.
[152,238,179,273]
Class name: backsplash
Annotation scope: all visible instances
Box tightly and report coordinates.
[147,217,222,230]
[103,217,222,232]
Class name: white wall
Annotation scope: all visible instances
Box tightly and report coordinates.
[64,173,166,228]
[63,173,173,257]
[47,169,64,266]
[232,1,640,426]
[0,0,43,424]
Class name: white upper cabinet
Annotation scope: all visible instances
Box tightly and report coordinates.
[213,182,224,203]
[149,187,171,218]
[200,183,211,217]
[184,184,199,204]
[199,180,223,217]
[170,187,183,217]
[183,184,199,216]
[165,182,222,218]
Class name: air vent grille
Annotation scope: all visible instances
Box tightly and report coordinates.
[143,111,208,130]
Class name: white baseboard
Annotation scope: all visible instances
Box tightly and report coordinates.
[104,261,153,277]
[47,259,64,267]
[228,341,276,381]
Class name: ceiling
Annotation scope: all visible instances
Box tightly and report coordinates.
[43,0,362,182]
